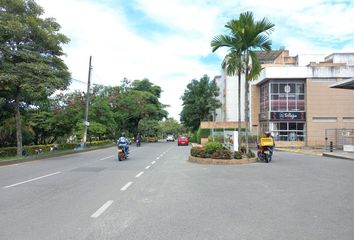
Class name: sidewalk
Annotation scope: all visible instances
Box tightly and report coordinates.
[322,151,354,160]
[276,147,354,160]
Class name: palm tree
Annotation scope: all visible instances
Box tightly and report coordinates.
[237,11,274,152]
[211,20,245,151]
[211,11,274,152]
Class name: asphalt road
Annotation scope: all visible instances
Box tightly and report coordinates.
[0,143,353,240]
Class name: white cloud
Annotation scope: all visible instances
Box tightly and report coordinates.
[36,0,354,120]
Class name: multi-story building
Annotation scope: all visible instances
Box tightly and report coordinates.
[213,50,354,147]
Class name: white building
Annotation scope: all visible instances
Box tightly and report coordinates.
[212,50,354,147]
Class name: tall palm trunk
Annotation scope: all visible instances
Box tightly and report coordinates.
[15,92,23,156]
[244,53,250,153]
[237,69,241,151]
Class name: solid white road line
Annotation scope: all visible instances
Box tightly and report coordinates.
[91,200,114,218]
[151,161,156,165]
[120,182,133,191]
[145,165,151,169]
[135,171,144,178]
[99,155,114,161]
[3,172,61,189]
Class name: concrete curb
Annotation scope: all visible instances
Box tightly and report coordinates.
[189,155,257,165]
[0,144,115,167]
[322,152,354,161]
[276,147,323,156]
[276,148,301,153]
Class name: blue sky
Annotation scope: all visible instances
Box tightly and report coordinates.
[37,0,354,120]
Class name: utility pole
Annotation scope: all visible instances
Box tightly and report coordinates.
[82,56,92,146]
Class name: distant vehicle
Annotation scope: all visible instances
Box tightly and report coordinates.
[166,134,175,142]
[177,136,189,146]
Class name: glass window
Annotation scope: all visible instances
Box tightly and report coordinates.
[270,121,306,142]
[296,84,304,93]
[279,84,286,93]
[297,123,304,130]
[269,81,305,112]
[271,84,278,93]
[289,122,297,130]
[280,122,287,130]
[289,84,296,93]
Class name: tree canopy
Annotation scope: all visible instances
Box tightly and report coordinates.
[0,0,71,154]
[180,75,221,131]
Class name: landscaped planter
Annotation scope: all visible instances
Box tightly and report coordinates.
[189,155,257,165]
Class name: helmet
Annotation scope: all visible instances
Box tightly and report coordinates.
[121,132,126,137]
[265,131,271,137]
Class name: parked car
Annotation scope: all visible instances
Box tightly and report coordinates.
[177,136,189,146]
[166,134,175,142]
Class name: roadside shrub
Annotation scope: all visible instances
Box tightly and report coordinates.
[88,140,114,147]
[0,147,17,158]
[234,151,243,159]
[240,145,247,154]
[247,150,255,158]
[190,146,208,158]
[211,149,232,159]
[204,141,223,154]
[199,128,210,138]
[145,136,158,142]
[0,140,114,158]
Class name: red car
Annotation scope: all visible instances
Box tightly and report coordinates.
[177,136,189,146]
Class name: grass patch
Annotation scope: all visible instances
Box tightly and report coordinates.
[0,144,115,164]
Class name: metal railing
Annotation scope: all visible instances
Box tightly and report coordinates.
[325,128,354,151]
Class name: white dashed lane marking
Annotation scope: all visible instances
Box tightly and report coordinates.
[120,182,133,191]
[135,172,144,178]
[91,200,113,218]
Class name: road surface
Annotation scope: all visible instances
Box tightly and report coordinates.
[1,143,353,239]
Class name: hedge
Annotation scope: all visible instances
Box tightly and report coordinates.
[0,140,114,158]
[190,144,255,160]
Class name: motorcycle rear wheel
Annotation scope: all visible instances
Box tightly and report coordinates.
[118,152,124,161]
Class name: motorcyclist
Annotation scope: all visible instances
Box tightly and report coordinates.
[264,131,275,161]
[117,132,130,155]
[136,133,141,146]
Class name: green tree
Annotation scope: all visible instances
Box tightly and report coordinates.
[114,79,167,135]
[180,75,221,131]
[0,0,71,155]
[157,118,184,137]
[138,119,159,137]
[211,11,274,151]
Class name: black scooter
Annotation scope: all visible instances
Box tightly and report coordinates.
[257,145,272,163]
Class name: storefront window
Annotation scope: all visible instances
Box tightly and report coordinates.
[269,81,305,111]
[260,84,269,112]
[270,122,305,141]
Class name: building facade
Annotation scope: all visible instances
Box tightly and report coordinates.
[214,51,354,147]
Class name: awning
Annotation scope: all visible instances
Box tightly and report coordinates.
[330,78,354,90]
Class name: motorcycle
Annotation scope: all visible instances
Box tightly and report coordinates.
[257,137,274,163]
[117,145,127,161]
[257,145,272,163]
[136,139,141,147]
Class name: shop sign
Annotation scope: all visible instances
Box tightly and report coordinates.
[270,112,306,121]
